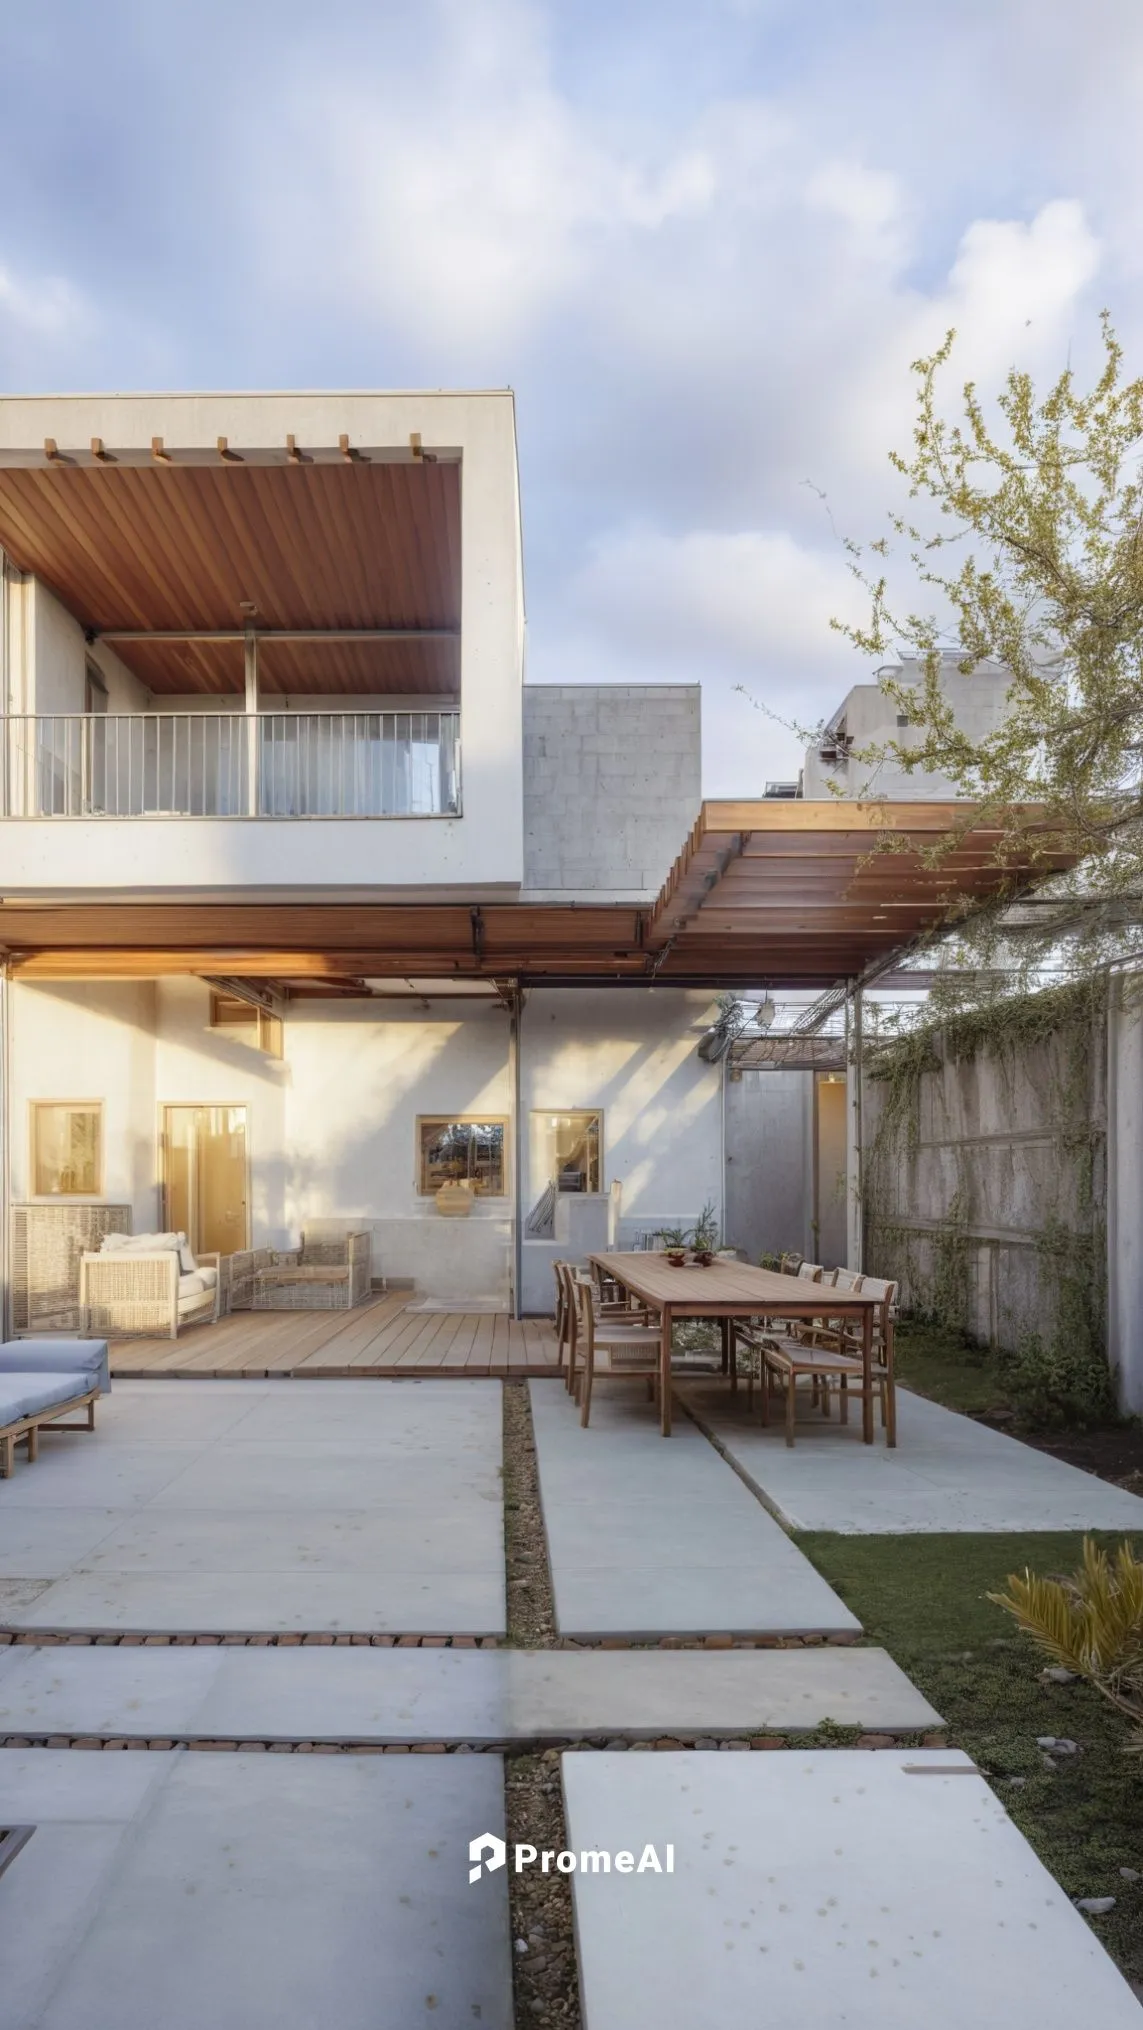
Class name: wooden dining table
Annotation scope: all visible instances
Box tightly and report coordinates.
[587,1252,884,1441]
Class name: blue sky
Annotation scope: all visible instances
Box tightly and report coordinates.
[1,0,1137,787]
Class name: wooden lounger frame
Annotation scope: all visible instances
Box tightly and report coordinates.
[0,1386,99,1478]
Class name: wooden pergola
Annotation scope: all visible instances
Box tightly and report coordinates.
[0,799,1070,995]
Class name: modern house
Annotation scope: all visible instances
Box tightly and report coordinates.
[0,391,1052,1329]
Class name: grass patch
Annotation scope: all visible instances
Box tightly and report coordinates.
[894,1320,1018,1418]
[797,1529,1143,1984]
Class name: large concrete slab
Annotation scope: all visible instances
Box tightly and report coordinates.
[528,1381,860,1638]
[0,1748,512,2030]
[563,1749,1143,2029]
[0,1380,505,1633]
[684,1385,1143,1533]
[0,1641,941,1741]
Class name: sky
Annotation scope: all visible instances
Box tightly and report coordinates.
[0,0,1138,790]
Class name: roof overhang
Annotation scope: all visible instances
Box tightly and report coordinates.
[0,437,460,697]
[0,800,1073,995]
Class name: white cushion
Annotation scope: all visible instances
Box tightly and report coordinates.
[177,1272,207,1299]
[196,1266,218,1290]
[177,1290,214,1316]
[178,1237,197,1273]
[100,1231,183,1255]
[0,1372,87,1424]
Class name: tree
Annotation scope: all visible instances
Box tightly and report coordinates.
[836,315,1143,982]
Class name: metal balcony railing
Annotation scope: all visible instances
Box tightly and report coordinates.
[0,711,461,818]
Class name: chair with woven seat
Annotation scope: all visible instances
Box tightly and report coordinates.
[573,1275,665,1428]
[793,1272,899,1443]
[560,1261,653,1399]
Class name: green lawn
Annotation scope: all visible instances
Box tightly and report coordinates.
[893,1321,1019,1418]
[798,1529,1143,1985]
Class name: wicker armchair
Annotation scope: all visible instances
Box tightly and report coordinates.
[79,1248,221,1340]
[227,1231,371,1313]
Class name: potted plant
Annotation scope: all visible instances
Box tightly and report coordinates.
[689,1200,721,1266]
[654,1225,690,1268]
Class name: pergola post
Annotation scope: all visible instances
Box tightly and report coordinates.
[243,626,259,816]
[845,980,864,1273]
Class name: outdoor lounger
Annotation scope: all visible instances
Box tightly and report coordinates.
[0,1337,110,1477]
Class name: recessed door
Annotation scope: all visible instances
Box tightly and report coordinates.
[162,1105,248,1254]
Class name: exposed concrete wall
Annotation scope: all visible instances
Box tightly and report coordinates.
[864,1005,1107,1370]
[1107,975,1143,1414]
[723,1069,815,1262]
[522,685,700,900]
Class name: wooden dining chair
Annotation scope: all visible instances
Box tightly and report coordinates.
[573,1275,665,1429]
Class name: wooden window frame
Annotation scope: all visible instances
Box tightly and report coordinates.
[29,1100,104,1199]
[530,1108,604,1195]
[416,1114,510,1200]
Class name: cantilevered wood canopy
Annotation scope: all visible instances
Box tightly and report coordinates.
[0,801,1072,994]
[0,453,459,697]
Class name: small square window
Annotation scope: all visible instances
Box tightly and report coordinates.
[417,1118,507,1197]
[31,1103,102,1196]
[896,713,912,727]
[531,1111,602,1194]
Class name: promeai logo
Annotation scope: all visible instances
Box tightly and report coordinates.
[469,1833,507,1884]
[469,1835,674,1883]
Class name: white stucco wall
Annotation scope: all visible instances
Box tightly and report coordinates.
[2,979,722,1311]
[0,391,525,895]
[7,979,159,1226]
[803,658,1011,799]
[1108,975,1143,1414]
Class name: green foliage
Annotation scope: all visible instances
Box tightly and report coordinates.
[689,1199,721,1253]
[800,1530,1143,1980]
[653,1225,690,1250]
[866,977,1112,1420]
[838,315,1143,937]
[990,1538,1143,1739]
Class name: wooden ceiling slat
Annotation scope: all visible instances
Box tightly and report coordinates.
[0,461,463,697]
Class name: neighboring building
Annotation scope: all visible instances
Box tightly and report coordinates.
[0,390,712,1317]
[802,652,1011,800]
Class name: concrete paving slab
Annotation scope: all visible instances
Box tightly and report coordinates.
[563,1749,1143,2029]
[0,1509,125,1578]
[684,1386,1143,1533]
[0,1642,941,1741]
[529,1381,860,1638]
[0,1748,513,2030]
[0,1380,506,1634]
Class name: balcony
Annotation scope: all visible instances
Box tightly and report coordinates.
[0,711,461,819]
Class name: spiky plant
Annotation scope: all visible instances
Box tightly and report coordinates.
[989,1537,1143,1739]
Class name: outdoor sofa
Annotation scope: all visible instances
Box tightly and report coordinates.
[0,1336,110,1477]
[79,1231,221,1339]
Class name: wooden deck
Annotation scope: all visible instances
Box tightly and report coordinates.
[110,1292,560,1379]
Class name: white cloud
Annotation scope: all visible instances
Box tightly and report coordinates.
[0,262,82,338]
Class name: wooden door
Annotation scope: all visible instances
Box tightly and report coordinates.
[162,1105,249,1254]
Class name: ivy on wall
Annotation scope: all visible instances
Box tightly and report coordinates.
[865,975,1113,1422]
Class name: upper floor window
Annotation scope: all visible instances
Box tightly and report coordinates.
[31,1101,102,1196]
[417,1117,507,1197]
[209,992,283,1059]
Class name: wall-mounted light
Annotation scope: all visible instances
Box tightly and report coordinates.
[756,995,776,1031]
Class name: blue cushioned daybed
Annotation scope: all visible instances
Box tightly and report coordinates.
[0,1339,110,1477]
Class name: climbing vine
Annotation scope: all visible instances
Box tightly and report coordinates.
[865,974,1112,1423]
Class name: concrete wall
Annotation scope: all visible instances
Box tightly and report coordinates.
[522,685,700,900]
[1107,975,1143,1414]
[803,656,1010,799]
[723,1069,814,1262]
[864,1002,1108,1372]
